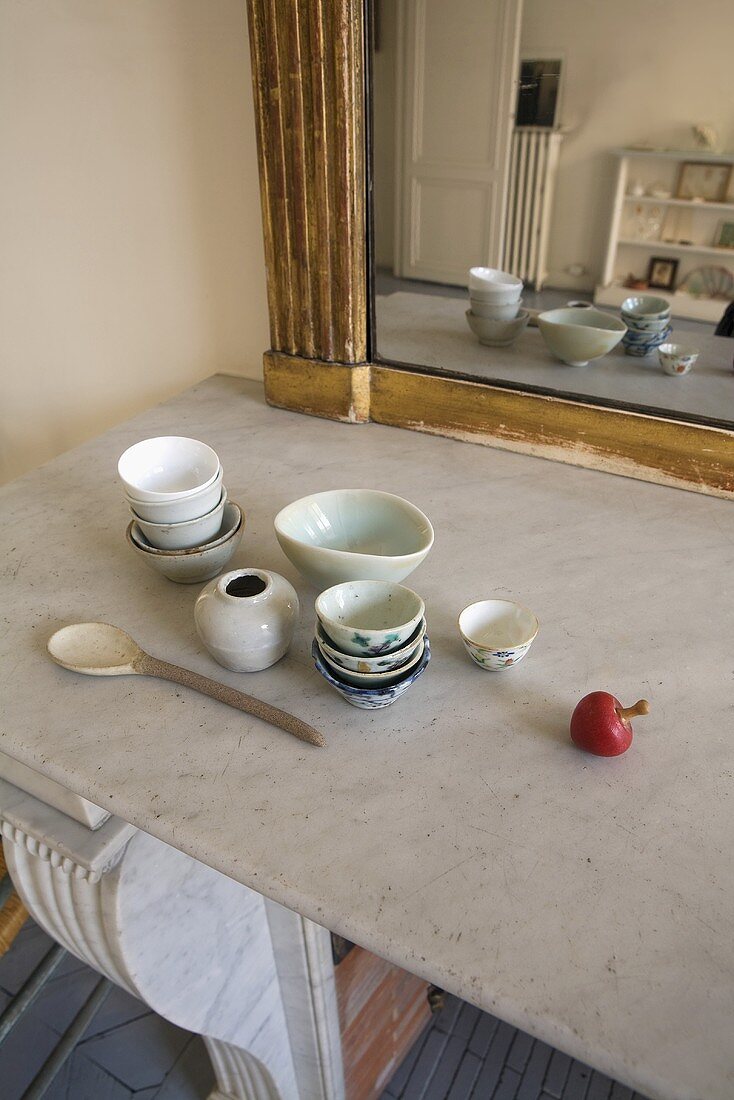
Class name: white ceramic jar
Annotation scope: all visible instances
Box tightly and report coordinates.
[194,568,299,672]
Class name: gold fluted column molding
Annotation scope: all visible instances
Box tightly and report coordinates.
[247,0,369,421]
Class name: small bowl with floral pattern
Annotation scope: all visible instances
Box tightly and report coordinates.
[658,343,699,376]
[314,618,426,673]
[458,599,538,671]
[312,637,431,708]
[315,580,424,657]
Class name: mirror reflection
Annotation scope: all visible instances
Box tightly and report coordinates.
[372,0,734,424]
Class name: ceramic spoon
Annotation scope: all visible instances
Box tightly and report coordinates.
[48,622,325,748]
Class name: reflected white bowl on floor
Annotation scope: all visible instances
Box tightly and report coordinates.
[469,298,524,320]
[658,342,699,376]
[466,309,529,347]
[538,307,626,366]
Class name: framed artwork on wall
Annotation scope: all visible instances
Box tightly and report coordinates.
[647,256,679,290]
[676,161,732,202]
[714,221,734,249]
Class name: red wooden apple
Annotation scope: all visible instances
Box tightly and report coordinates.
[570,692,649,756]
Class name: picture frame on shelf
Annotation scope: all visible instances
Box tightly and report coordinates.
[714,221,734,249]
[647,256,679,291]
[676,161,732,202]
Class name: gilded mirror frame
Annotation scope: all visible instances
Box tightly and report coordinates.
[246,0,733,498]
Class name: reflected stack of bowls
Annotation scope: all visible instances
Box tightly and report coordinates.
[620,295,672,357]
[312,580,430,708]
[466,267,529,347]
[119,436,244,583]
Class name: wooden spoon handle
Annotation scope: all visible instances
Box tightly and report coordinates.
[135,653,325,748]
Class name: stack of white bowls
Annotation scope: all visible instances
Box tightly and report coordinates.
[119,437,244,583]
[466,267,529,347]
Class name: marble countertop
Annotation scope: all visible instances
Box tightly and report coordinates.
[377,291,734,424]
[2,375,733,1100]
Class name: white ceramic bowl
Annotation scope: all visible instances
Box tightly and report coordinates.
[658,343,699,376]
[126,501,244,583]
[274,489,434,588]
[319,637,426,687]
[468,298,524,320]
[312,637,431,709]
[127,468,224,523]
[314,617,426,673]
[132,489,227,550]
[468,267,523,303]
[118,436,220,502]
[458,599,539,671]
[466,309,529,347]
[538,308,627,366]
[620,295,671,321]
[315,580,425,656]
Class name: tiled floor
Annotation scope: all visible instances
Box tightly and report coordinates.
[0,920,213,1099]
[1,918,648,1100]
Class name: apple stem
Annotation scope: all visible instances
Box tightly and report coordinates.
[616,699,650,722]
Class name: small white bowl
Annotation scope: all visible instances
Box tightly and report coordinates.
[132,489,227,550]
[316,580,425,656]
[458,599,539,671]
[466,309,529,347]
[118,437,220,502]
[314,618,426,673]
[468,268,523,303]
[468,298,523,320]
[127,468,224,523]
[126,501,244,584]
[319,638,426,687]
[620,295,670,321]
[658,343,699,376]
[538,308,626,366]
[274,489,434,588]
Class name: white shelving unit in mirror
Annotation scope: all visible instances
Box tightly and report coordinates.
[595,148,734,322]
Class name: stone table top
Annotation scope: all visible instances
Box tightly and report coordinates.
[1,375,733,1100]
[377,291,734,425]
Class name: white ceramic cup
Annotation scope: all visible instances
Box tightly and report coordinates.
[458,599,539,671]
[127,468,224,523]
[658,343,699,376]
[118,436,220,502]
[131,489,227,550]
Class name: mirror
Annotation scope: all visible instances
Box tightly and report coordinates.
[372,0,734,429]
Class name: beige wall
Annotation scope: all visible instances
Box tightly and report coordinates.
[521,0,734,291]
[0,1,269,485]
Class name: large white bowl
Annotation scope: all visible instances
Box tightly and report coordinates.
[127,468,224,523]
[126,501,244,584]
[315,580,425,656]
[466,309,529,347]
[468,267,523,303]
[468,297,524,320]
[274,489,433,588]
[132,489,227,550]
[118,436,220,502]
[538,308,627,366]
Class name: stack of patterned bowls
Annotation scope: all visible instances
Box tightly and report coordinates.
[620,295,672,357]
[312,580,430,708]
[119,436,243,582]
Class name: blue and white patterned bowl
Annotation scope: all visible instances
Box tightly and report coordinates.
[315,618,426,673]
[622,325,672,356]
[311,637,431,708]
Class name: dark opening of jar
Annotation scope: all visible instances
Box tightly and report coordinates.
[226,574,267,598]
